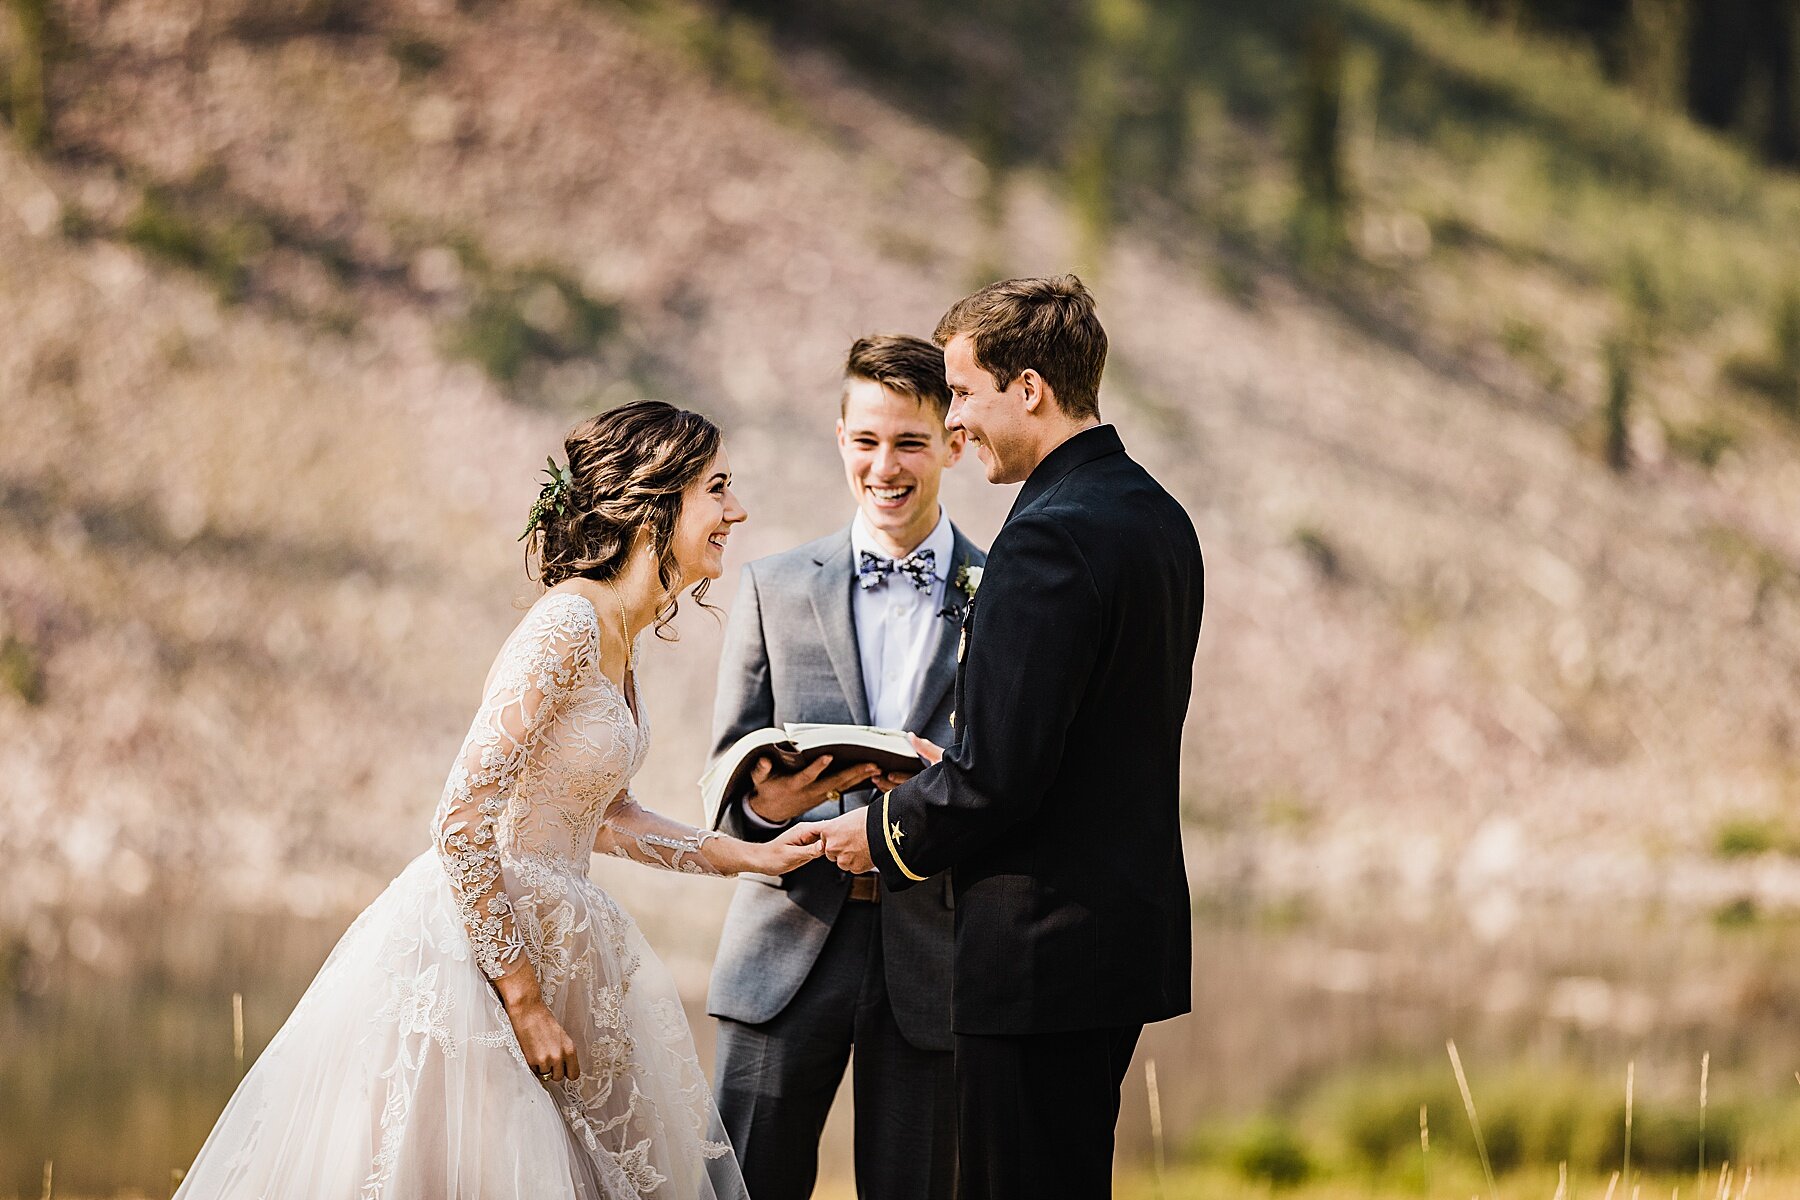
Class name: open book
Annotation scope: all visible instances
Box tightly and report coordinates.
[700,723,924,825]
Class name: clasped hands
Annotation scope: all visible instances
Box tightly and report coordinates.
[749,735,944,875]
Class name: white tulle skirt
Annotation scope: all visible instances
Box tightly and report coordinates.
[173,852,749,1199]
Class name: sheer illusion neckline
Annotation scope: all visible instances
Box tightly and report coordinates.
[556,590,642,727]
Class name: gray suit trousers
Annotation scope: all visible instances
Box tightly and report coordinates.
[713,901,956,1200]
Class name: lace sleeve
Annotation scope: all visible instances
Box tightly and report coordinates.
[433,594,599,979]
[594,787,726,875]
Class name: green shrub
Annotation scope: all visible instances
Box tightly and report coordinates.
[1715,817,1779,858]
[1289,18,1349,268]
[1664,417,1738,470]
[1715,897,1760,928]
[1292,524,1343,581]
[7,0,51,148]
[388,34,449,77]
[1602,337,1633,471]
[123,189,268,303]
[448,266,620,387]
[0,635,43,705]
[1723,288,1800,415]
[1316,1065,1740,1177]
[1230,1119,1314,1188]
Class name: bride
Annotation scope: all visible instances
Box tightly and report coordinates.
[175,400,820,1198]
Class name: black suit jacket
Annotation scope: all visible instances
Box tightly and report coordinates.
[867,425,1204,1035]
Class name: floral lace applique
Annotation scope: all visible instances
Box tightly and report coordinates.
[432,593,600,979]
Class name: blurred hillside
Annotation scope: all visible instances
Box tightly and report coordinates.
[3,0,1800,965]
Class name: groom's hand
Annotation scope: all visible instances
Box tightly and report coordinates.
[746,755,883,824]
[799,809,874,874]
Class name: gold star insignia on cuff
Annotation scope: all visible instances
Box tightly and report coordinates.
[893,823,906,843]
[881,793,927,882]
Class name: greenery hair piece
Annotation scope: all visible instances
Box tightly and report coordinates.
[519,456,575,542]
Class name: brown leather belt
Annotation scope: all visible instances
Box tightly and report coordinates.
[846,874,880,904]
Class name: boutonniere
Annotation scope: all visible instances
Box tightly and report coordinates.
[939,562,982,624]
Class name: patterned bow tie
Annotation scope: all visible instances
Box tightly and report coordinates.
[858,548,937,592]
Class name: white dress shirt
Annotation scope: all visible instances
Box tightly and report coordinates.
[743,510,954,828]
[851,509,954,732]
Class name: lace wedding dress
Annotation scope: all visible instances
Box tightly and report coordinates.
[175,591,750,1199]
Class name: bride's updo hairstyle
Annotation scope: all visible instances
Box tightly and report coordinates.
[523,399,724,638]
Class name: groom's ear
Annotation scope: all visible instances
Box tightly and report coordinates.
[1018,368,1051,416]
[942,427,967,466]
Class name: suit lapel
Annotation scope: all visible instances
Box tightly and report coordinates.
[808,530,872,726]
[901,526,978,735]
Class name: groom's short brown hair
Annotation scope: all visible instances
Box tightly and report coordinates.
[842,334,952,422]
[933,274,1106,421]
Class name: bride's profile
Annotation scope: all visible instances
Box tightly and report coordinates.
[174,400,818,1198]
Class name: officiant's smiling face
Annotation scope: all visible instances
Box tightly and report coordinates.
[837,379,964,556]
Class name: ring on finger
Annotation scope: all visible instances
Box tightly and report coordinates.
[825,790,841,804]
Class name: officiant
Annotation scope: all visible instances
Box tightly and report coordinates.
[705,334,985,1200]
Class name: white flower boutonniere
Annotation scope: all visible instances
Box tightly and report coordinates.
[941,563,982,624]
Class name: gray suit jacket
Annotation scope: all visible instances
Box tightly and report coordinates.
[704,523,984,1052]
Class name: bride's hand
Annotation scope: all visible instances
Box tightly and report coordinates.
[511,1000,581,1083]
[723,824,825,876]
[494,969,581,1083]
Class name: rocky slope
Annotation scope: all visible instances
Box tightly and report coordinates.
[2,0,1799,979]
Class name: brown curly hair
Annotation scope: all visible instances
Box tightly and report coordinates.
[523,400,724,639]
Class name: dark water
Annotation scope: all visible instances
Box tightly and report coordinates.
[9,895,1800,1196]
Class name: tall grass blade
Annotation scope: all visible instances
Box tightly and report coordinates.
[1700,1053,1710,1182]
[1625,1060,1635,1197]
[1422,1103,1433,1198]
[1447,1040,1499,1200]
[1146,1058,1166,1200]
[233,990,245,1077]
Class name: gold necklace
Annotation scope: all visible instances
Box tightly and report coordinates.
[610,584,639,674]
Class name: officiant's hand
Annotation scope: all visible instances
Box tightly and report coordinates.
[796,809,874,874]
[746,754,884,824]
[869,735,942,791]
[909,734,945,765]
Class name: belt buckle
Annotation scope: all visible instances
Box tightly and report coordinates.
[847,874,880,904]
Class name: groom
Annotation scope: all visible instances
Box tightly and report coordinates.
[809,276,1205,1198]
[705,334,983,1200]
